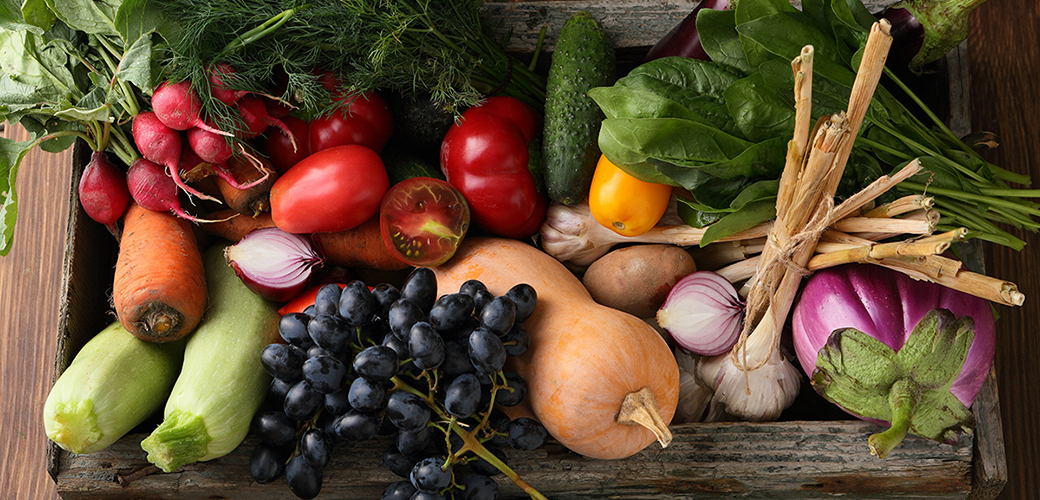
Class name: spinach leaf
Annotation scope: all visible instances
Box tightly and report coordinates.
[724,72,794,143]
[617,57,744,136]
[736,12,849,69]
[697,8,751,73]
[588,85,715,124]
[0,136,35,256]
[734,0,798,69]
[701,198,777,246]
[653,136,787,184]
[1,0,50,35]
[599,116,752,166]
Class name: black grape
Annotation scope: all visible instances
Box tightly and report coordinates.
[299,428,333,469]
[285,454,323,499]
[479,296,516,336]
[253,410,297,446]
[408,322,445,371]
[507,417,548,451]
[284,380,324,421]
[279,312,312,347]
[381,480,417,500]
[459,473,500,500]
[410,456,452,492]
[260,343,306,382]
[353,345,400,381]
[324,387,352,416]
[444,373,482,418]
[468,327,507,374]
[348,376,387,413]
[382,444,421,478]
[386,391,431,432]
[249,442,289,484]
[501,323,530,357]
[397,426,432,456]
[339,280,376,326]
[428,293,474,332]
[312,283,343,316]
[307,313,352,354]
[401,267,437,312]
[302,354,350,394]
[371,283,401,318]
[494,372,527,407]
[388,298,426,340]
[505,283,537,323]
[332,409,381,442]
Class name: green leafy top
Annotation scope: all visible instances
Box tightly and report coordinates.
[0,0,164,255]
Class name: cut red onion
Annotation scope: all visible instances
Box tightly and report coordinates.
[224,227,323,302]
[656,271,744,356]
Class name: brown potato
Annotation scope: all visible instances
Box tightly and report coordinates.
[582,244,697,318]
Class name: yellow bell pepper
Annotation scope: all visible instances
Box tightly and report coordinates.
[588,155,673,237]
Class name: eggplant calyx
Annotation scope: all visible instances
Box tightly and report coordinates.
[896,0,989,73]
[810,308,976,457]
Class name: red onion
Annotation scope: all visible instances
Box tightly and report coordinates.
[656,271,744,356]
[224,227,323,302]
[791,263,996,458]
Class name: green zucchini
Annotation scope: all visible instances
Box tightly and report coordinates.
[43,321,185,455]
[543,11,616,206]
[140,242,280,472]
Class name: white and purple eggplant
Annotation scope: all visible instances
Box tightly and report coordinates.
[877,0,989,73]
[791,263,996,459]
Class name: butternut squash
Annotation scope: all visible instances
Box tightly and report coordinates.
[432,237,679,460]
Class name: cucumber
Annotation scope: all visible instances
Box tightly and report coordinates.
[543,11,616,206]
[140,243,280,472]
[43,321,185,454]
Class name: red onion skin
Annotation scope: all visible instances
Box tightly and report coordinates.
[791,264,995,408]
[643,0,730,62]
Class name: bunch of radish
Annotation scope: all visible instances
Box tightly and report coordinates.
[127,64,298,220]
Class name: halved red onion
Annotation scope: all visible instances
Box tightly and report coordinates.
[224,227,323,302]
[656,271,744,356]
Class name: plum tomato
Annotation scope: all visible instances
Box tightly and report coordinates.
[308,91,394,154]
[270,144,389,234]
[262,115,311,173]
[379,177,470,267]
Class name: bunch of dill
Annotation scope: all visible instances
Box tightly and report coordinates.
[157,0,545,118]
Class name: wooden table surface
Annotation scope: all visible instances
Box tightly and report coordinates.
[1,1,1037,498]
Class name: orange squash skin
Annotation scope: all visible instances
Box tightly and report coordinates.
[432,237,679,460]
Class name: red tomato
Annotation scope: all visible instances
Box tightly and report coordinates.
[309,91,394,154]
[262,115,311,173]
[465,96,542,143]
[270,144,389,234]
[440,100,546,239]
[379,177,470,267]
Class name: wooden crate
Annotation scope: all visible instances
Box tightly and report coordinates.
[47,2,1007,499]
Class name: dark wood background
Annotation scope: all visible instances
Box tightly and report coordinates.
[1,0,1036,498]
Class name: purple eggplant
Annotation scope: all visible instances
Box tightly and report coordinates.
[877,0,989,73]
[643,0,730,62]
[791,263,995,458]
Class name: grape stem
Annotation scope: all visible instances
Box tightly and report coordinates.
[391,374,549,500]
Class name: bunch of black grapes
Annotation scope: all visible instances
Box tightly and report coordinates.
[250,267,549,499]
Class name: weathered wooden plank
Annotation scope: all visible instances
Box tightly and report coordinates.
[55,416,975,500]
[481,0,900,52]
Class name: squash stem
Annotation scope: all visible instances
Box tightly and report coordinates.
[616,387,673,448]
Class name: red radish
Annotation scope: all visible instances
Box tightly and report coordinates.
[132,111,219,203]
[187,126,234,164]
[262,115,310,173]
[235,94,296,145]
[207,62,248,106]
[151,80,232,136]
[126,158,229,224]
[78,150,130,227]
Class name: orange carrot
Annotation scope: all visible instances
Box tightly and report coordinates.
[112,202,207,343]
[200,209,276,242]
[311,215,410,271]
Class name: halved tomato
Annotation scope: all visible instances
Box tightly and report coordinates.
[379,177,470,267]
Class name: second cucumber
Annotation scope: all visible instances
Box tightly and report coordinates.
[543,11,617,206]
